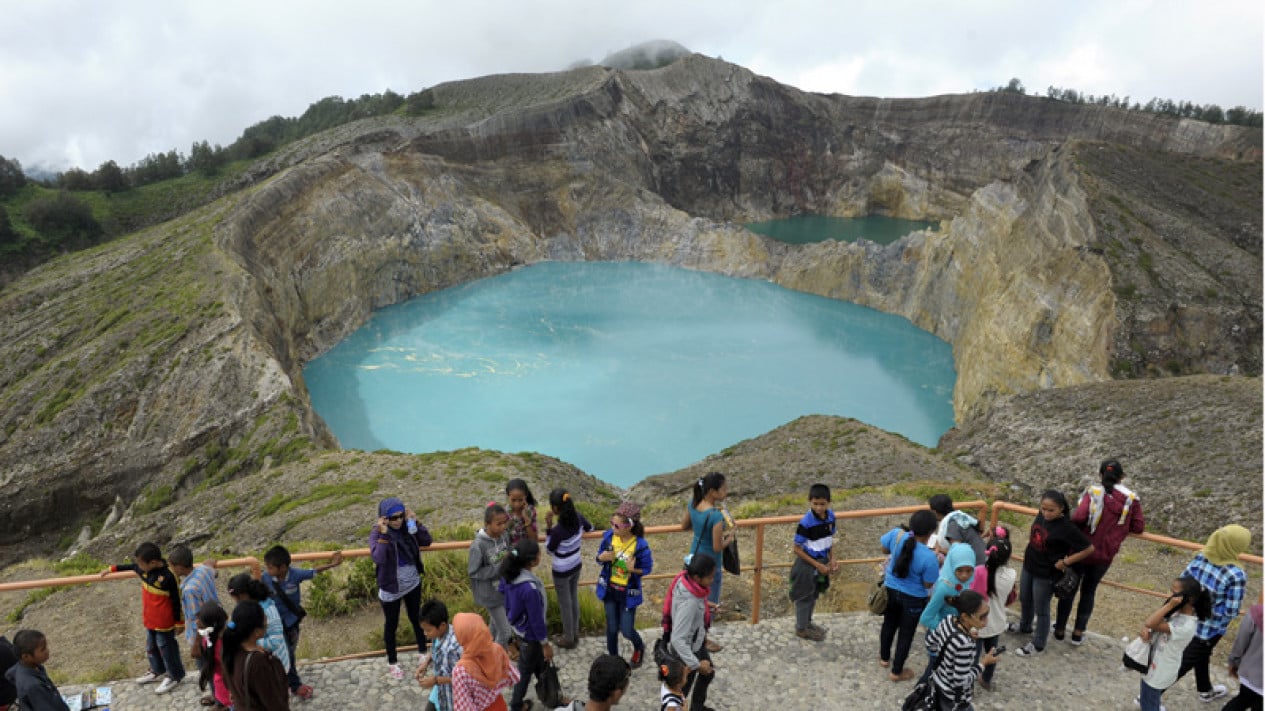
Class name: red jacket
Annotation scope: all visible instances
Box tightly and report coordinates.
[1071,487,1145,566]
[113,563,184,632]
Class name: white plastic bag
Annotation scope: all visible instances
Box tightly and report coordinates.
[1122,636,1152,673]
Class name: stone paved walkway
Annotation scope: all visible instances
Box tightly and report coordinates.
[67,612,1237,710]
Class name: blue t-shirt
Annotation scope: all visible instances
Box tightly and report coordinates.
[689,506,723,562]
[881,527,938,598]
[267,566,316,628]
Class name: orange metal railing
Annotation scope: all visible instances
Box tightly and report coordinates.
[1,498,1258,664]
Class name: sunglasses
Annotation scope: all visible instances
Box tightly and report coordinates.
[387,513,405,522]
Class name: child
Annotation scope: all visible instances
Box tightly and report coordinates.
[417,599,464,711]
[195,600,232,709]
[1137,576,1211,711]
[596,501,654,666]
[5,630,69,711]
[101,542,186,694]
[916,541,975,682]
[558,654,630,711]
[499,538,553,711]
[928,494,987,565]
[970,531,1015,691]
[505,479,539,546]
[789,483,839,642]
[169,545,219,703]
[658,657,688,711]
[221,600,291,711]
[227,573,291,674]
[469,503,513,647]
[546,487,593,650]
[370,497,433,679]
[263,544,343,699]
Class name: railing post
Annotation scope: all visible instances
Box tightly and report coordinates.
[751,522,764,624]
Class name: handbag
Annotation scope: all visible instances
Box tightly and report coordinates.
[1122,635,1154,673]
[867,576,889,615]
[652,634,680,667]
[1053,567,1081,600]
[722,538,741,576]
[534,661,564,708]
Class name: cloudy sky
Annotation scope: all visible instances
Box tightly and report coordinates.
[2,0,1261,173]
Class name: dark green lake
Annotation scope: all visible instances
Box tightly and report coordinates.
[746,215,939,245]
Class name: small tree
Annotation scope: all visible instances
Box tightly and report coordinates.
[0,154,26,196]
[23,191,102,244]
[93,159,129,193]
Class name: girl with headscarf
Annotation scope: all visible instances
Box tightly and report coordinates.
[916,541,977,683]
[450,612,520,711]
[1063,458,1145,644]
[1174,524,1252,703]
[370,496,433,679]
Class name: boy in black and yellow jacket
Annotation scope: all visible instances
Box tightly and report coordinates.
[100,542,185,694]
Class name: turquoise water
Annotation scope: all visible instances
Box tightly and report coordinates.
[304,262,956,487]
[746,214,938,245]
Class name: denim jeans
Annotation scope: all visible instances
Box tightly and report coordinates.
[146,629,185,681]
[708,561,723,605]
[509,638,544,710]
[1137,679,1166,711]
[977,635,1000,683]
[1018,570,1055,650]
[879,587,927,674]
[283,624,302,691]
[603,587,643,656]
[554,569,581,643]
[1055,562,1110,632]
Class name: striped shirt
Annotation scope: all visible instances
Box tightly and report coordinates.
[179,564,219,644]
[927,616,981,706]
[430,627,463,711]
[1184,553,1248,639]
[793,509,835,562]
[546,515,593,576]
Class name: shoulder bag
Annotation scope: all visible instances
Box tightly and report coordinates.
[1052,566,1081,600]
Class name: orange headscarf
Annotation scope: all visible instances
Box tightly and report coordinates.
[453,612,513,689]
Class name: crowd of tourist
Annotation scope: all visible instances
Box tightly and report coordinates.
[0,462,1259,711]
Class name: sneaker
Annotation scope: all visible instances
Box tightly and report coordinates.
[294,685,314,700]
[630,649,643,669]
[388,663,404,680]
[1006,622,1030,634]
[1052,625,1065,641]
[795,627,826,642]
[136,671,162,685]
[1069,632,1084,646]
[1014,642,1042,657]
[810,622,828,636]
[154,676,181,694]
[1199,685,1228,702]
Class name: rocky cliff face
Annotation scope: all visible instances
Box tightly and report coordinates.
[0,54,1259,558]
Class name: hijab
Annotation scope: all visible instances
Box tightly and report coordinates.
[453,612,513,688]
[1203,525,1251,566]
[938,542,977,591]
[377,497,418,565]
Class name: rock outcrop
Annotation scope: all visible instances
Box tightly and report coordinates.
[0,54,1259,558]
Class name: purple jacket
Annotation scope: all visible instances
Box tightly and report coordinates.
[499,570,548,641]
[369,498,432,595]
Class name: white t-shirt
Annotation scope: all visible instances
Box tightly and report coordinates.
[1145,613,1196,690]
[661,683,685,711]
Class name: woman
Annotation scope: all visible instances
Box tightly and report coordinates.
[220,600,290,711]
[668,555,718,711]
[1013,490,1094,656]
[595,501,654,667]
[681,472,734,608]
[878,509,939,681]
[1174,524,1251,703]
[922,590,1001,711]
[1061,459,1145,644]
[369,496,433,679]
[450,612,520,711]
